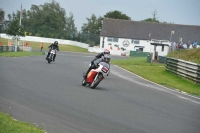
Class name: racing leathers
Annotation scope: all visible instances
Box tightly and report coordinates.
[84,57,104,79]
[91,52,104,65]
[46,44,59,61]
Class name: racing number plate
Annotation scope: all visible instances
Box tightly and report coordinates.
[102,67,109,73]
[51,50,55,54]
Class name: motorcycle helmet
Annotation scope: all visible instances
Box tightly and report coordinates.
[103,54,110,63]
[54,41,58,45]
[104,49,110,55]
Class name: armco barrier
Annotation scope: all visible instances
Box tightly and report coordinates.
[146,54,167,64]
[19,46,32,52]
[130,51,149,57]
[0,46,15,52]
[166,58,200,83]
[158,56,167,63]
[147,53,152,63]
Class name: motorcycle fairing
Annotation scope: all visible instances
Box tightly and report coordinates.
[86,70,98,83]
[50,50,55,54]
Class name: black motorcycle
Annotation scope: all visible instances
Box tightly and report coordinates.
[47,49,56,63]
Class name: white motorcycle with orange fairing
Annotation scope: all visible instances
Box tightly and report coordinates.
[82,62,110,89]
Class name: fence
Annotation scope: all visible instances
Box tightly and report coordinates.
[146,54,167,64]
[166,58,200,83]
[0,33,89,49]
[130,51,149,57]
[158,56,167,63]
[0,46,18,52]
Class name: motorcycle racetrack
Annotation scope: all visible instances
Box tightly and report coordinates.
[0,52,200,133]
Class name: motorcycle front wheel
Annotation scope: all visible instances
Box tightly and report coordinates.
[90,74,103,89]
[47,58,51,63]
[82,78,87,86]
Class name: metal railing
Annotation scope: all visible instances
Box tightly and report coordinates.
[0,46,19,53]
[166,58,200,83]
[0,46,14,52]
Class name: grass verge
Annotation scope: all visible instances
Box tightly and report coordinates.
[167,48,200,64]
[0,51,44,57]
[0,112,45,133]
[0,38,88,53]
[111,57,200,97]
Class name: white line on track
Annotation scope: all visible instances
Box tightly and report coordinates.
[112,65,200,104]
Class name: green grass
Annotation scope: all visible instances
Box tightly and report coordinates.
[0,38,88,53]
[28,42,88,53]
[167,48,200,64]
[0,112,45,133]
[0,51,44,57]
[112,57,200,97]
[0,37,89,57]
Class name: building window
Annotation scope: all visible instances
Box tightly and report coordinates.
[107,38,113,42]
[131,39,140,44]
[113,38,118,42]
[107,37,118,42]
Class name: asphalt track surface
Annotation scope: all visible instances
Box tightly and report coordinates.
[0,52,200,133]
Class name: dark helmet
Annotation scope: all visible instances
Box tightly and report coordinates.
[103,54,111,63]
[54,41,58,45]
[104,49,110,55]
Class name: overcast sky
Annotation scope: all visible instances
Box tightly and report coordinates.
[1,0,200,31]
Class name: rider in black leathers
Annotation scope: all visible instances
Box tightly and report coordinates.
[90,49,110,66]
[84,54,111,79]
[46,41,59,62]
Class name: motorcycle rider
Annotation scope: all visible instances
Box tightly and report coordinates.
[46,41,59,62]
[84,54,111,79]
[90,49,110,66]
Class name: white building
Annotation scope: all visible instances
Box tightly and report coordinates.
[99,18,200,59]
[100,36,170,59]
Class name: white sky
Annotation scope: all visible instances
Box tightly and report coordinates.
[1,0,200,31]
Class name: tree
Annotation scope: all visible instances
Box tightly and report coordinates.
[27,1,67,38]
[65,12,77,40]
[0,8,5,32]
[104,10,131,20]
[81,14,102,45]
[0,8,4,22]
[161,21,174,24]
[5,18,25,37]
[142,18,159,23]
[142,9,160,23]
[7,14,12,20]
[7,0,69,39]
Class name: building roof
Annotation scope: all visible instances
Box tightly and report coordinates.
[100,18,200,43]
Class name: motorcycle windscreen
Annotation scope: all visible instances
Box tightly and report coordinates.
[86,71,98,83]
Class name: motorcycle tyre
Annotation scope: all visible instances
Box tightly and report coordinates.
[82,78,87,86]
[47,58,51,63]
[90,75,102,89]
[48,54,53,63]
